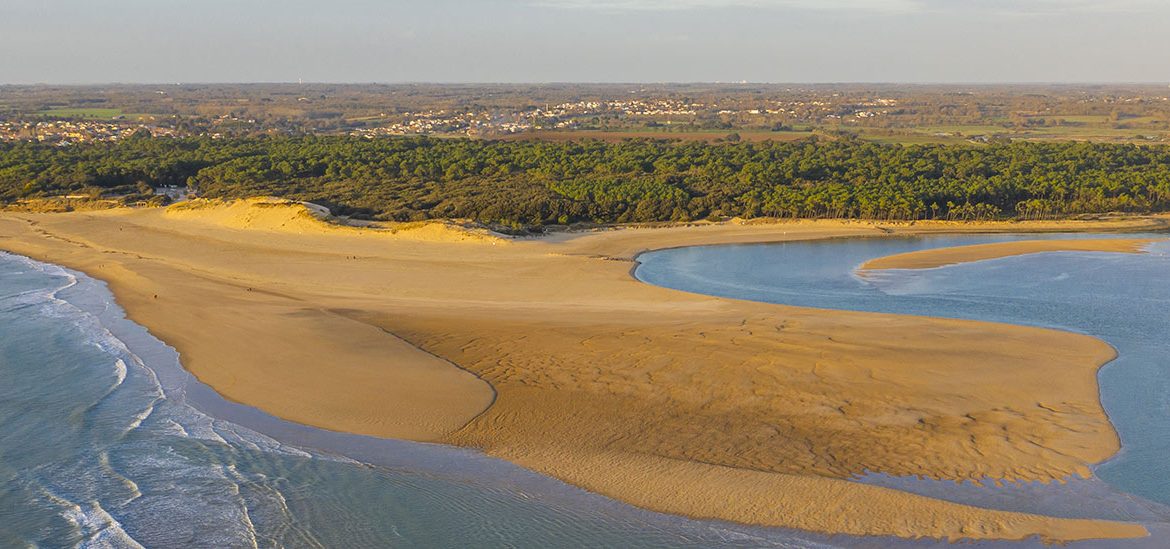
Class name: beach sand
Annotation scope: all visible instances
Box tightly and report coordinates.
[1,200,1164,542]
[861,238,1160,271]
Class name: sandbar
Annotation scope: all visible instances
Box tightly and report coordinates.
[861,238,1160,271]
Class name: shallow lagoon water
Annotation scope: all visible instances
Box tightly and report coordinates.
[636,232,1170,543]
[3,230,1169,547]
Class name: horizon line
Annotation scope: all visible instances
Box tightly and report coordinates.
[3,80,1170,88]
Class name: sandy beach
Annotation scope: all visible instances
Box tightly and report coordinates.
[1,199,1165,542]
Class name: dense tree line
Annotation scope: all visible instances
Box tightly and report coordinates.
[3,135,1170,228]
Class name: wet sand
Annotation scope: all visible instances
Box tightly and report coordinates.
[860,238,1160,271]
[1,200,1164,542]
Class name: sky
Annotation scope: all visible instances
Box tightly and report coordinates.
[1,0,1168,84]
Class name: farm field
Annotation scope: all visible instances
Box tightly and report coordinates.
[499,128,817,142]
[36,107,124,118]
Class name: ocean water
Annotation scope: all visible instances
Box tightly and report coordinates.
[636,232,1170,542]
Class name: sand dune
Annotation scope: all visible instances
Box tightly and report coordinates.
[166,197,509,243]
[1,202,1163,542]
[861,238,1160,271]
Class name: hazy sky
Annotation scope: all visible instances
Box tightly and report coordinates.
[2,0,1168,84]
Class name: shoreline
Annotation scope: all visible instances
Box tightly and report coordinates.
[23,250,876,548]
[1,203,1164,542]
[32,248,1170,548]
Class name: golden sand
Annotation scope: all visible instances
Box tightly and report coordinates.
[1,201,1163,542]
[861,238,1159,271]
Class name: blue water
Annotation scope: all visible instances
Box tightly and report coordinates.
[636,233,1170,537]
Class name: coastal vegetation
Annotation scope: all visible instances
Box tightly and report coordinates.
[3,136,1170,228]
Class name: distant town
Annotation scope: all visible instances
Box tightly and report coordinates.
[2,83,1168,145]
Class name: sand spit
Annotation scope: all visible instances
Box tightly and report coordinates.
[861,238,1162,271]
[1,202,1164,542]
